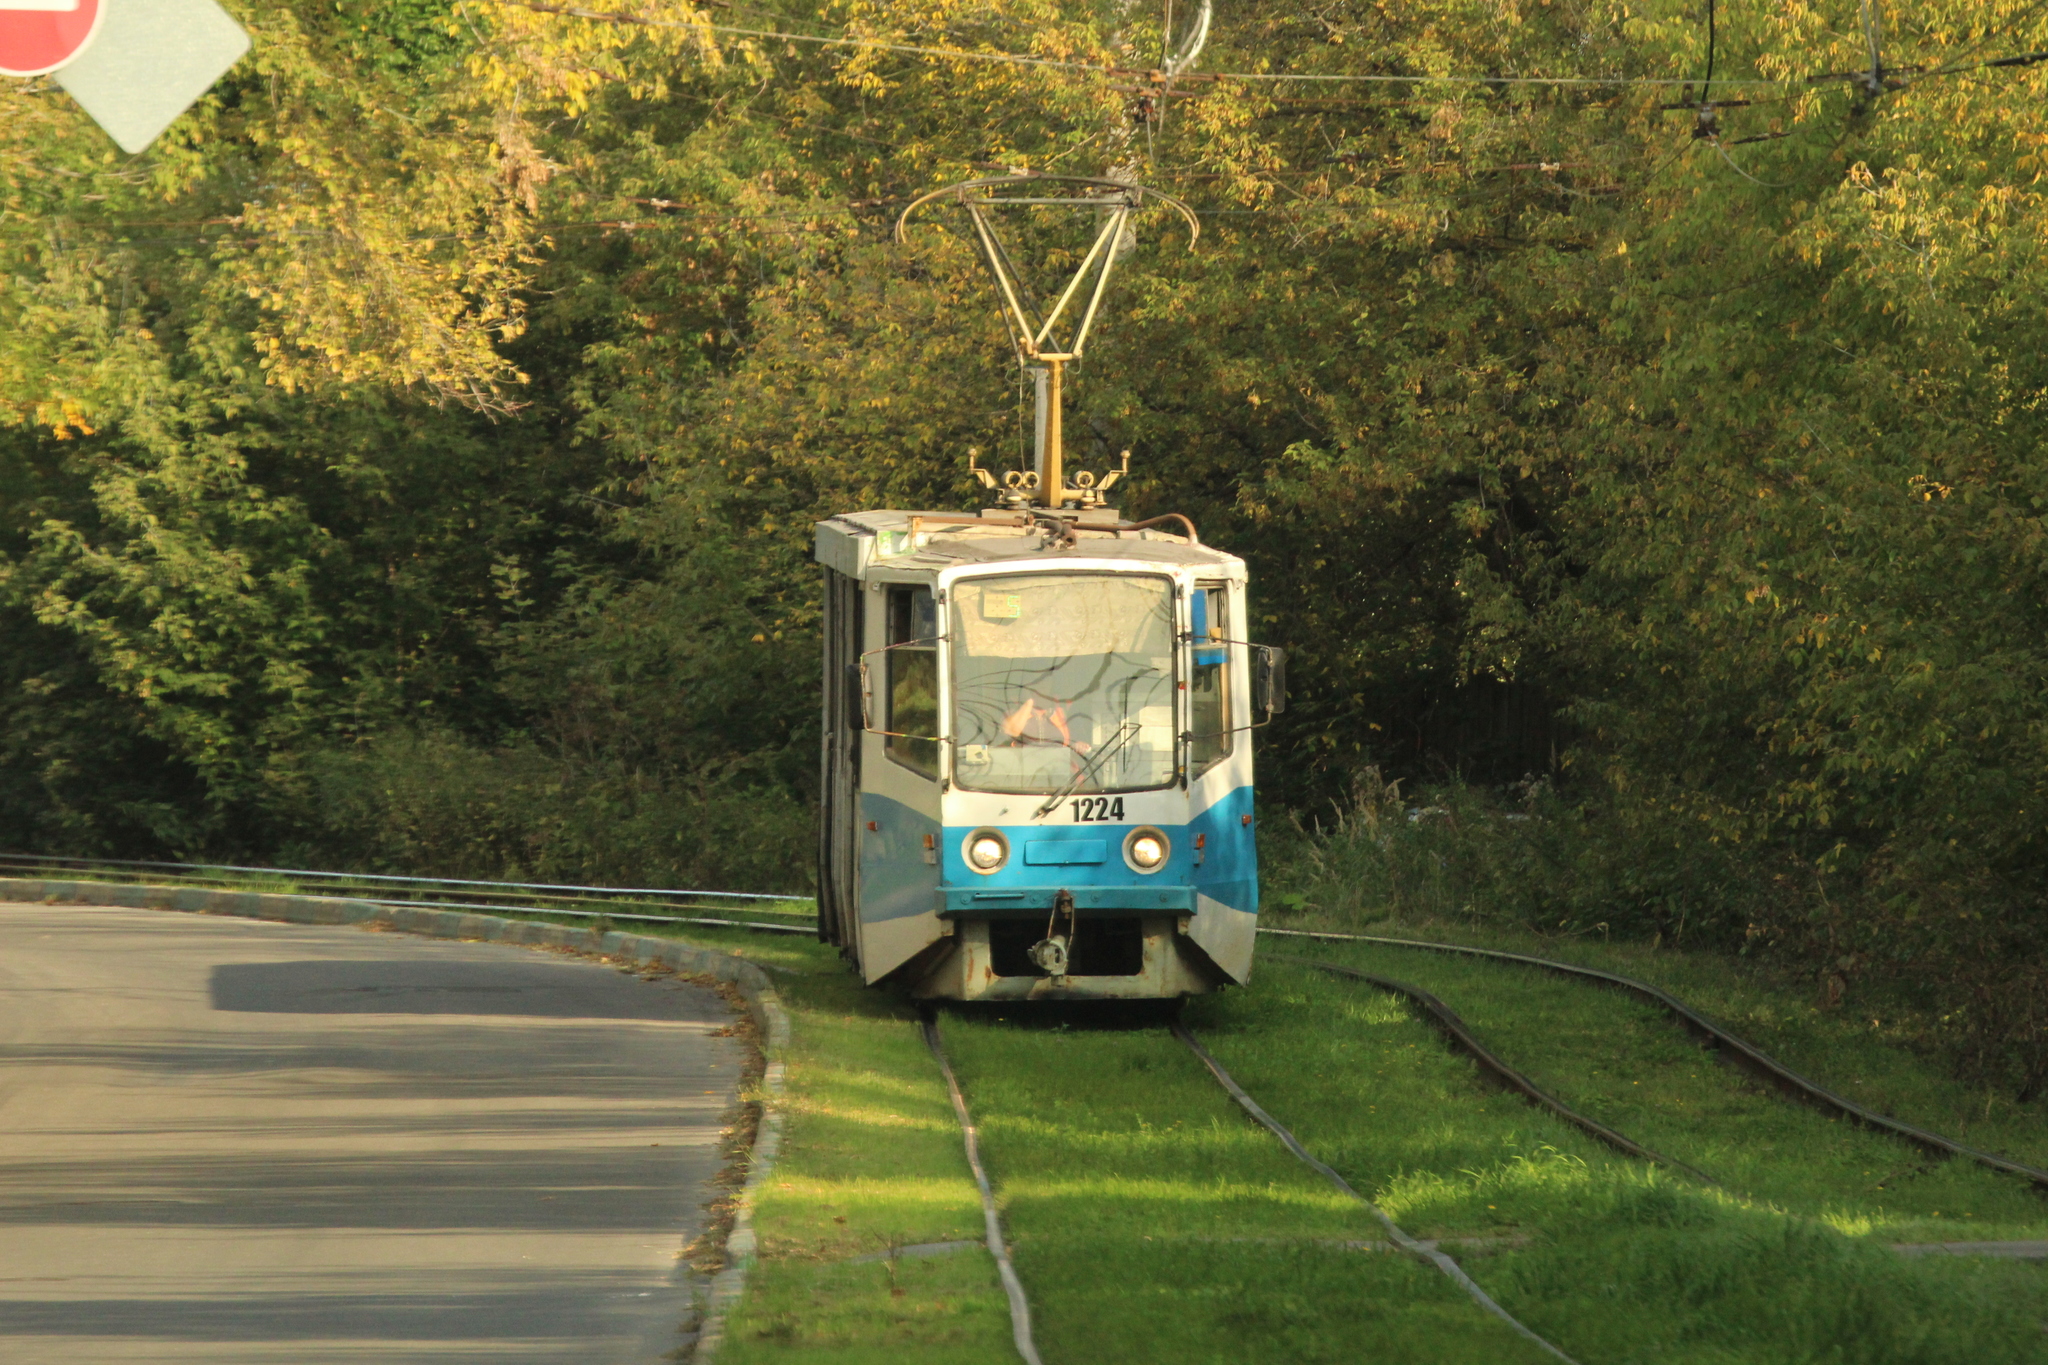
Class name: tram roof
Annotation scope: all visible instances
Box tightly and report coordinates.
[816,509,1246,581]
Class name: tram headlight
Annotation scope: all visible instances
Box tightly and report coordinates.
[1124,827,1170,873]
[965,829,1010,873]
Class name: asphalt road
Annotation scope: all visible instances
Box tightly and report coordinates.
[0,903,745,1364]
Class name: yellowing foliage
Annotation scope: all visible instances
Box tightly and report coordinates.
[3,0,2048,1069]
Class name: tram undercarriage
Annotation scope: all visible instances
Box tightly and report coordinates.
[907,913,1232,1001]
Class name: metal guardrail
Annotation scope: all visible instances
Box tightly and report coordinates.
[0,852,817,936]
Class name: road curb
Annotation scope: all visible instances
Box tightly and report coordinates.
[0,875,789,1363]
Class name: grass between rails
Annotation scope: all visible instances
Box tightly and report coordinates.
[639,923,1557,1364]
[1187,954,2048,1363]
[30,883,2048,1360]
[675,913,2048,1364]
[1266,930,2048,1240]
[938,1003,1561,1365]
[609,922,1014,1363]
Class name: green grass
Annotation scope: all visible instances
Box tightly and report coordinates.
[1261,920,2048,1238]
[35,876,2048,1360]
[658,918,2048,1364]
[1186,954,2048,1363]
[642,925,1561,1363]
[940,1004,1561,1364]
[629,924,1016,1363]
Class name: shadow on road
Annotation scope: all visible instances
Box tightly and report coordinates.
[209,958,706,1020]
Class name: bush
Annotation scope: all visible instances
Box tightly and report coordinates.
[286,727,812,894]
[1268,767,1788,950]
[1265,769,2048,1099]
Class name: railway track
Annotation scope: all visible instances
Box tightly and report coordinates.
[1167,1017,1581,1363]
[1262,927,2048,1192]
[920,927,2048,1364]
[1263,951,1716,1183]
[19,850,2043,1190]
[19,855,2048,1359]
[922,1004,1585,1364]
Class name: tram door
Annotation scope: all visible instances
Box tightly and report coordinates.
[817,569,863,961]
[855,582,946,982]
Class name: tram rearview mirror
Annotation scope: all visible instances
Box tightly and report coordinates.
[850,661,870,730]
[1253,645,1288,716]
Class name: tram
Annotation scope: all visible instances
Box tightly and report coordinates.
[816,500,1281,1000]
[814,174,1284,1001]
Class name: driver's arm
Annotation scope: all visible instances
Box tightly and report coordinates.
[1000,696,1040,740]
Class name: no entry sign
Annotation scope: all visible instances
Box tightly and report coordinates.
[0,0,103,79]
[0,0,251,154]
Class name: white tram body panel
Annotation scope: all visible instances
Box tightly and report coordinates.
[816,509,1260,1001]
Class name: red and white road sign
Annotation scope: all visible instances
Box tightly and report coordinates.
[0,0,103,78]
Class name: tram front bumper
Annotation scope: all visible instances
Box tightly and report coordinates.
[937,885,1197,915]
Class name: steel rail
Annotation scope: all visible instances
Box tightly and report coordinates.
[1266,952,1715,1183]
[1261,927,2048,1191]
[1171,1020,1581,1363]
[922,1013,1043,1365]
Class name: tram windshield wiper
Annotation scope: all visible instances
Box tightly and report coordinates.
[1033,721,1137,819]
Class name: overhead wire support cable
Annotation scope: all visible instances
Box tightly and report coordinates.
[1861,0,1887,97]
[1710,137,1802,188]
[1910,45,2048,80]
[1700,0,1717,117]
[490,0,1785,87]
[495,0,2048,97]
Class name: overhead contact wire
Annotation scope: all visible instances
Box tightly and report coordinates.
[499,0,2048,91]
[498,0,2048,94]
[922,1014,1042,1365]
[1261,928,2048,1191]
[1171,1021,1581,1364]
[493,0,1780,87]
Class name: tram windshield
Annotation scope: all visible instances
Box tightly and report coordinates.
[950,572,1177,794]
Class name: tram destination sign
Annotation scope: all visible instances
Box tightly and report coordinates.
[4,0,249,154]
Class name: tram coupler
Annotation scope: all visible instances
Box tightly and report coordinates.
[1027,889,1077,982]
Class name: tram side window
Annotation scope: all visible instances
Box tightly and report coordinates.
[886,585,940,778]
[1189,583,1233,773]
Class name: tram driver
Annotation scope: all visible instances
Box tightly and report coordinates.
[998,694,1094,756]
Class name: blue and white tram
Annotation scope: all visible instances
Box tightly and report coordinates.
[816,508,1283,1000]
